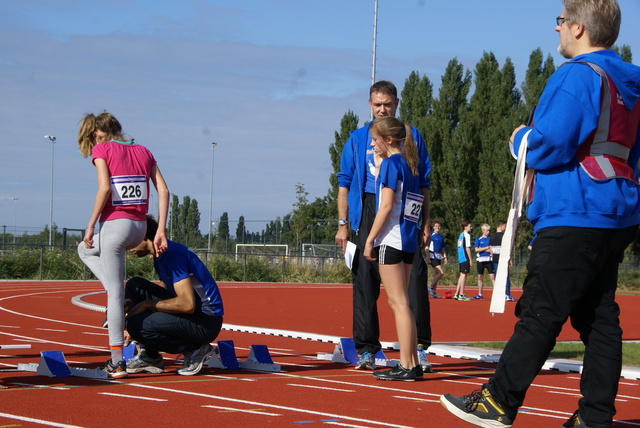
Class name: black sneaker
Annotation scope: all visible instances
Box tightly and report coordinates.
[373,364,419,381]
[440,387,513,427]
[98,359,128,379]
[563,411,591,427]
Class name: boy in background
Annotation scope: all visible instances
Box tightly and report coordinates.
[473,224,494,300]
[427,220,448,298]
[491,220,516,302]
[454,221,473,301]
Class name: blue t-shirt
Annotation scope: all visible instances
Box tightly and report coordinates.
[474,236,492,262]
[429,232,446,259]
[374,153,422,252]
[457,231,471,263]
[364,133,377,194]
[153,240,224,317]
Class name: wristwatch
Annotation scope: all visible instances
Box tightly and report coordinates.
[338,219,348,226]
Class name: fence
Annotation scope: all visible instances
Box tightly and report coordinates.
[0,244,350,284]
[1,243,639,290]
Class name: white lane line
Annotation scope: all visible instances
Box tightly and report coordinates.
[36,328,67,333]
[274,372,441,398]
[324,421,377,427]
[0,411,84,428]
[0,331,105,352]
[98,392,167,402]
[288,383,355,393]
[8,383,69,391]
[129,383,414,428]
[0,291,106,330]
[202,405,281,416]
[393,396,440,403]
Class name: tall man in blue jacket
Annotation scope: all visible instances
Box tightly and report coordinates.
[440,1,640,427]
[335,80,432,371]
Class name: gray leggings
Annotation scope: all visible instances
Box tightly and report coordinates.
[78,218,146,347]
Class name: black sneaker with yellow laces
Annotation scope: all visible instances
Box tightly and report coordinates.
[440,387,513,427]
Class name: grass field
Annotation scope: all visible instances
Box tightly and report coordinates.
[469,341,640,367]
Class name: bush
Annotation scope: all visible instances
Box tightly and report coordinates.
[4,246,634,290]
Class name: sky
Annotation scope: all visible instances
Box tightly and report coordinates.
[1,0,639,237]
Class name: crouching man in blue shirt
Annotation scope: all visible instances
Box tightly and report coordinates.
[125,215,224,376]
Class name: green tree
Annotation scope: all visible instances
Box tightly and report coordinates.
[613,44,632,63]
[521,48,555,120]
[185,197,202,247]
[398,70,433,132]
[216,212,230,251]
[426,58,472,231]
[236,216,246,243]
[287,183,312,252]
[169,194,180,241]
[328,110,359,204]
[474,56,522,226]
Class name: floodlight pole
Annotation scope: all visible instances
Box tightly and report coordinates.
[11,197,18,245]
[44,135,56,247]
[371,0,379,121]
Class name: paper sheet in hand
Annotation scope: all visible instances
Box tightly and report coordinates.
[490,130,534,314]
[344,241,357,270]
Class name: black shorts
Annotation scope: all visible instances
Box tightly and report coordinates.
[459,261,470,274]
[377,245,414,265]
[430,258,443,267]
[477,261,494,274]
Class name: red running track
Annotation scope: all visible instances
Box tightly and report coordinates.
[0,281,638,427]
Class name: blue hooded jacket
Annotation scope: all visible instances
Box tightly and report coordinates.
[337,123,431,233]
[513,50,640,232]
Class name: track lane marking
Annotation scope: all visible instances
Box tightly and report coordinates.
[202,405,281,416]
[128,383,415,428]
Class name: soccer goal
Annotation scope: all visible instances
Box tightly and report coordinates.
[301,243,341,258]
[235,244,289,260]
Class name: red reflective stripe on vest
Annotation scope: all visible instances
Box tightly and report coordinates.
[573,61,639,184]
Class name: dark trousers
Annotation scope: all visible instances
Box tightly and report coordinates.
[351,193,431,354]
[125,277,223,355]
[486,226,636,427]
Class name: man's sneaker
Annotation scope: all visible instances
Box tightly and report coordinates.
[563,410,591,427]
[355,351,376,370]
[457,294,472,301]
[417,344,433,373]
[505,295,517,302]
[98,359,128,379]
[126,350,164,374]
[373,364,419,381]
[440,387,513,427]
[472,294,484,300]
[177,343,214,376]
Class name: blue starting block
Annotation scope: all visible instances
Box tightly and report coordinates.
[239,344,281,372]
[37,351,73,378]
[123,341,136,362]
[316,337,399,368]
[206,340,240,370]
[205,341,281,372]
[17,350,108,379]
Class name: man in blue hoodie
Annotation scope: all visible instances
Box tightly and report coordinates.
[335,81,433,372]
[440,1,640,427]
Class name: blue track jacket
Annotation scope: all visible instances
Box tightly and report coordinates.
[337,123,431,233]
[513,50,640,232]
